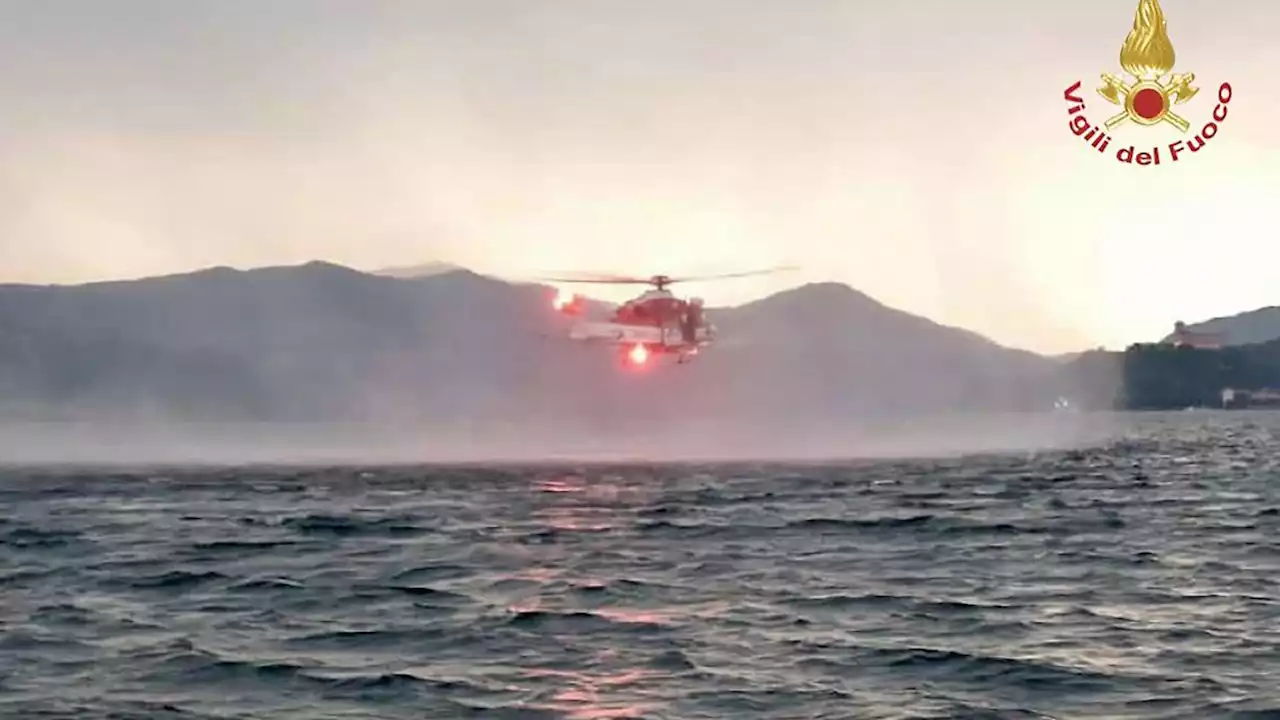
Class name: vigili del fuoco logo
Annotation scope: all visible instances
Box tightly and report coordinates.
[1063,0,1232,166]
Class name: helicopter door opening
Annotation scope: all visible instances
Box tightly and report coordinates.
[680,299,703,344]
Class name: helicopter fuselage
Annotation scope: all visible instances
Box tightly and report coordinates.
[543,268,789,368]
[555,286,712,365]
[612,288,685,326]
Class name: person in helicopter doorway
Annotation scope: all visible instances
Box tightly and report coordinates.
[680,297,704,345]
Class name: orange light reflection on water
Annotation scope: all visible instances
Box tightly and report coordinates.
[508,473,670,718]
[524,666,661,719]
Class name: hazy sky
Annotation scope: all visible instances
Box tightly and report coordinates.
[1,0,1276,353]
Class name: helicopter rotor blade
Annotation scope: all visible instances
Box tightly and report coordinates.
[530,270,660,284]
[534,276,654,285]
[532,265,797,286]
[665,265,799,283]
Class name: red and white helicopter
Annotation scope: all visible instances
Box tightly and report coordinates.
[541,268,793,367]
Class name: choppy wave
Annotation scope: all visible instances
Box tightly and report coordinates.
[3,413,1280,717]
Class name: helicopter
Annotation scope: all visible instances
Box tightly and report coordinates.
[540,267,794,367]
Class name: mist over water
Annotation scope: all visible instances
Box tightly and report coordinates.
[0,411,1120,466]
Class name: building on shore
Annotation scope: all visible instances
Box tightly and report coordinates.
[1168,321,1222,349]
[1222,387,1280,409]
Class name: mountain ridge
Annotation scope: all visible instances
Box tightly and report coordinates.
[371,261,467,279]
[0,261,1104,430]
